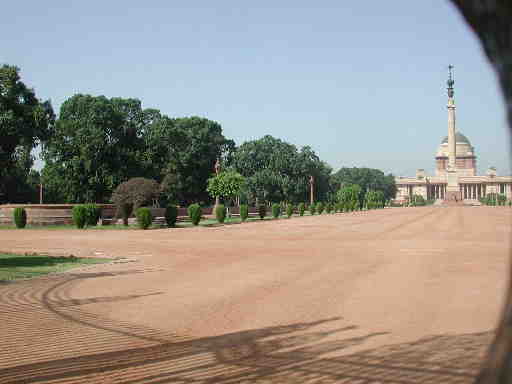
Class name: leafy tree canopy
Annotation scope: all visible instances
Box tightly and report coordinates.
[145,116,235,205]
[42,94,151,203]
[0,65,55,203]
[232,135,331,203]
[207,171,246,201]
[331,167,397,202]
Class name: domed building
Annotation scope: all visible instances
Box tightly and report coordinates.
[435,132,476,177]
[395,68,511,204]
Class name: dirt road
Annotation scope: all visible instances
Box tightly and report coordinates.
[0,206,509,383]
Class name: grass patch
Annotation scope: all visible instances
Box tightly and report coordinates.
[0,253,110,281]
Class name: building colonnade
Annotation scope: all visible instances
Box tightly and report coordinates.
[426,184,446,200]
[402,182,512,202]
[460,183,485,200]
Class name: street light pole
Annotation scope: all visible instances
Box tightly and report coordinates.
[309,175,315,205]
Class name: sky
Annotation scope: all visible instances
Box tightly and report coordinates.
[1,1,509,177]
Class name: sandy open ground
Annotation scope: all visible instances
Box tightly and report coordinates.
[0,206,510,383]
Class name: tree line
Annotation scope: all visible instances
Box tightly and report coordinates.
[0,65,397,206]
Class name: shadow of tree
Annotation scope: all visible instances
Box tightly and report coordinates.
[0,270,493,383]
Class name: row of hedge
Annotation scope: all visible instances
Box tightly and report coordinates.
[10,199,384,230]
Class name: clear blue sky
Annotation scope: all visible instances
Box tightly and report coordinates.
[2,1,509,176]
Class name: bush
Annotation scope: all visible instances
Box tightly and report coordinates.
[286,204,294,218]
[258,204,266,219]
[309,203,316,215]
[272,203,281,219]
[165,205,178,227]
[13,207,27,229]
[84,204,101,227]
[298,202,305,216]
[215,204,227,223]
[72,205,87,229]
[136,207,152,230]
[120,203,132,226]
[240,204,249,221]
[325,203,332,214]
[112,177,160,221]
[317,202,325,214]
[188,203,202,226]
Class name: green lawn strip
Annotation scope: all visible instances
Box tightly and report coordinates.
[0,253,110,281]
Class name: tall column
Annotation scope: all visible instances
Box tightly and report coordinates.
[445,65,461,201]
[447,66,456,171]
[447,98,456,170]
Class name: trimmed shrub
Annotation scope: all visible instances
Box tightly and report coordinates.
[120,203,132,226]
[136,207,152,230]
[317,202,325,214]
[188,203,202,226]
[272,203,281,219]
[240,204,249,222]
[165,205,178,227]
[258,204,266,219]
[298,202,305,216]
[325,203,332,214]
[84,204,101,227]
[286,204,294,218]
[215,204,227,223]
[112,177,159,225]
[309,203,316,215]
[72,205,87,229]
[13,208,27,229]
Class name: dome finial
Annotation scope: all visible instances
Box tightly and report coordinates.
[447,65,454,98]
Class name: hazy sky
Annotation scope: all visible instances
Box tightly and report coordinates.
[2,1,509,176]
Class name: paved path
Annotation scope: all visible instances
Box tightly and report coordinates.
[0,206,509,383]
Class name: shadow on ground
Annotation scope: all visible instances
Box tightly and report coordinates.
[0,270,492,384]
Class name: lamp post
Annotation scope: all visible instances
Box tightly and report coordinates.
[309,175,315,206]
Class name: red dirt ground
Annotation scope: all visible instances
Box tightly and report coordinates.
[0,206,509,383]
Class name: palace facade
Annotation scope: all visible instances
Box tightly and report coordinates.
[395,69,512,204]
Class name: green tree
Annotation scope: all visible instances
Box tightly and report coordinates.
[365,190,385,209]
[331,167,396,203]
[42,94,150,203]
[145,116,235,205]
[207,171,246,204]
[337,184,362,211]
[232,135,331,204]
[0,65,55,203]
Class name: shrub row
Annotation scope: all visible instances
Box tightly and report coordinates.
[72,204,101,229]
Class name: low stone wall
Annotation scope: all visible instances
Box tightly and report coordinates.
[0,204,116,226]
